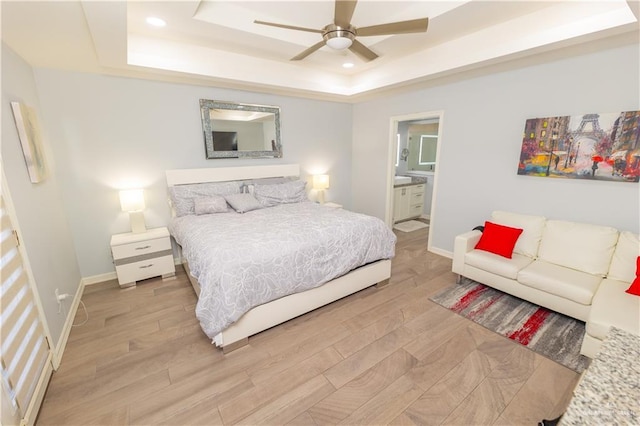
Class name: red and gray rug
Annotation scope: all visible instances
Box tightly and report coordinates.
[430,279,589,373]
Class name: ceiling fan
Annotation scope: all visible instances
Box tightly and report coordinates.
[254,0,429,62]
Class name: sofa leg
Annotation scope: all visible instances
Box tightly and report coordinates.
[456,274,463,284]
[538,414,563,426]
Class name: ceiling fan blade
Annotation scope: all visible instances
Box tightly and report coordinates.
[254,20,322,34]
[334,0,357,28]
[348,39,378,61]
[291,40,326,61]
[357,17,429,36]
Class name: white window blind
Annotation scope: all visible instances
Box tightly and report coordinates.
[0,195,50,422]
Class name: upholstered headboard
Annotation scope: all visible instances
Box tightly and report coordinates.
[165,164,300,187]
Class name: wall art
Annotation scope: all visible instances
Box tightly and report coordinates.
[517,111,639,182]
[10,101,47,183]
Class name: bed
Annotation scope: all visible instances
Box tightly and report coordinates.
[165,164,396,352]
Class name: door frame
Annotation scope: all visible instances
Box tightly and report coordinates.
[386,110,445,253]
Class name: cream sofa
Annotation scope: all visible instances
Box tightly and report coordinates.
[452,210,640,358]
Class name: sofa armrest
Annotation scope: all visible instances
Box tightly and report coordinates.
[452,230,482,275]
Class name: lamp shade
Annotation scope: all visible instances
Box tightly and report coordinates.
[313,174,330,190]
[119,189,145,212]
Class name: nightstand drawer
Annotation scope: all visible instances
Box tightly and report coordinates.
[115,254,175,285]
[111,237,171,260]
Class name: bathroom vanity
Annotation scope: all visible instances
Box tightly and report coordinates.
[393,177,426,223]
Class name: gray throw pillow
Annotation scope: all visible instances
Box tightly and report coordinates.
[169,181,241,216]
[194,195,228,215]
[253,180,307,207]
[224,193,263,213]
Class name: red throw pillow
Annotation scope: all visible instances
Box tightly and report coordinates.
[625,256,640,296]
[474,221,523,259]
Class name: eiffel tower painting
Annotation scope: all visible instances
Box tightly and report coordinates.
[517,110,640,182]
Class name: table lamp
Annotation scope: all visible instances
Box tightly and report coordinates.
[313,174,330,204]
[119,189,146,233]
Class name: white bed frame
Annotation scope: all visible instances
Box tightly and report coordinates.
[166,164,392,352]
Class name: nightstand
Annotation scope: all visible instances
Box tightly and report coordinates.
[323,202,343,209]
[110,227,175,288]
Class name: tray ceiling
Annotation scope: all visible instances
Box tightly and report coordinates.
[2,1,638,100]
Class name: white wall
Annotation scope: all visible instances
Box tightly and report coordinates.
[353,43,640,254]
[1,45,81,347]
[32,69,353,278]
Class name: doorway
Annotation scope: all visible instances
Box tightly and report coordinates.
[386,111,444,252]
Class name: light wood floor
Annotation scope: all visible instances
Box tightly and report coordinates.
[36,227,580,425]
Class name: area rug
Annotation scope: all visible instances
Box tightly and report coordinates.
[393,220,429,233]
[430,279,589,373]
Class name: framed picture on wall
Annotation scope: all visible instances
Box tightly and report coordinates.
[517,111,640,183]
[10,101,47,183]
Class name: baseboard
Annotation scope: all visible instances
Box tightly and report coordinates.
[82,271,117,286]
[420,213,431,220]
[428,245,453,259]
[53,279,85,369]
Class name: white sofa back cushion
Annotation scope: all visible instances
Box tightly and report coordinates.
[608,231,640,283]
[538,220,619,277]
[491,210,546,258]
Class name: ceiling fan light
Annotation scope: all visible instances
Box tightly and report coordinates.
[326,37,353,50]
[322,24,355,51]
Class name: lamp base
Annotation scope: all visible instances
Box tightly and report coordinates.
[317,190,325,204]
[129,211,146,234]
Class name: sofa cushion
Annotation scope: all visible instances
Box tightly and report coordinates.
[518,260,602,305]
[474,221,523,259]
[466,250,534,280]
[491,211,546,258]
[586,278,640,340]
[537,220,618,277]
[608,231,640,283]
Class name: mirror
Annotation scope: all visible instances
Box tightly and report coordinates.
[200,99,282,159]
[418,135,437,165]
[396,118,439,174]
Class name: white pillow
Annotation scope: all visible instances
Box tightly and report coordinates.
[607,231,640,283]
[224,193,263,213]
[194,195,228,215]
[169,181,241,216]
[253,180,307,207]
[491,211,546,258]
[537,220,619,277]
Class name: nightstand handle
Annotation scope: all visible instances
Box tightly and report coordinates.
[139,264,154,269]
[135,245,151,250]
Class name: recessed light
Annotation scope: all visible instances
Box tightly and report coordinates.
[146,17,166,27]
[342,62,354,69]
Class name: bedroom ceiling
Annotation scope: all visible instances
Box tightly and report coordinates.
[2,1,639,100]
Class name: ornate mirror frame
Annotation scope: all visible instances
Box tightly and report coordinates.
[200,99,282,159]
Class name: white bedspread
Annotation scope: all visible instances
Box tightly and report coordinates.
[169,202,396,339]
